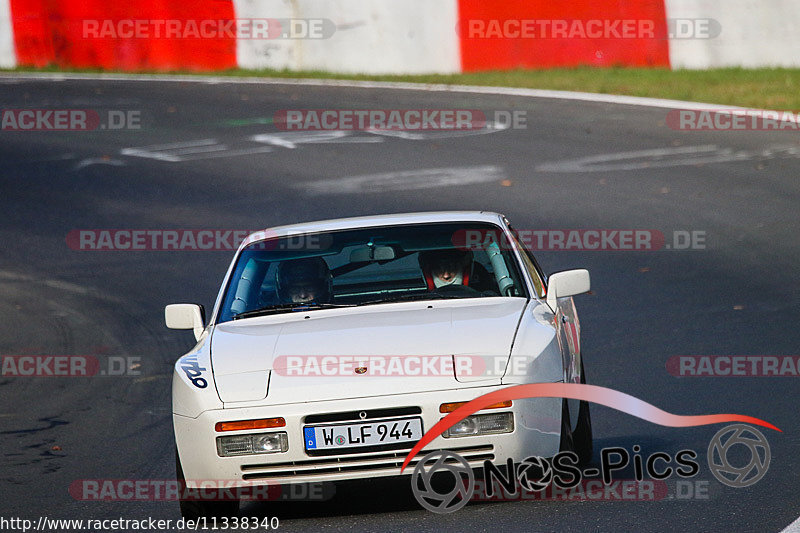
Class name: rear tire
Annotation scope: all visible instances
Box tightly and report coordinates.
[176,449,239,519]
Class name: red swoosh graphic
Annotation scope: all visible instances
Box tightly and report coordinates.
[401,383,781,472]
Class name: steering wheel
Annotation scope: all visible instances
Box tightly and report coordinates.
[432,284,482,297]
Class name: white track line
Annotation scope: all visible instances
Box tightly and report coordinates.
[0,71,793,115]
[301,165,504,194]
[781,516,800,533]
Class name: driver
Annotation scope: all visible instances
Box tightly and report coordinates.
[418,249,495,293]
[276,257,333,304]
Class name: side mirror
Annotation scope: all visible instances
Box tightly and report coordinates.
[165,303,205,341]
[546,269,590,312]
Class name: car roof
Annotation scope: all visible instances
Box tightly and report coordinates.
[240,211,507,248]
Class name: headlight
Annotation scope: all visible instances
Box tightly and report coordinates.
[442,413,514,438]
[216,432,289,457]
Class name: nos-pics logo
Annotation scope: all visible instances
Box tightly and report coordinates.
[411,424,770,514]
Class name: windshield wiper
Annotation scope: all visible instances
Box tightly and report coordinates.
[356,292,452,306]
[232,303,354,320]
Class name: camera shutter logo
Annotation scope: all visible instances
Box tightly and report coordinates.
[411,450,474,513]
[516,456,554,492]
[707,424,770,488]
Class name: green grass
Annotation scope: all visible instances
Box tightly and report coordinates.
[5,66,800,110]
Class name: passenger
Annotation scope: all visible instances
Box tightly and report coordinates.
[276,257,333,304]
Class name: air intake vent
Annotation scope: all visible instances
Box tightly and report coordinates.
[240,445,494,481]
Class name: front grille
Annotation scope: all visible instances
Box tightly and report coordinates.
[240,444,494,481]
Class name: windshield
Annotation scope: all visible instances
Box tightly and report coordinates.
[216,222,528,322]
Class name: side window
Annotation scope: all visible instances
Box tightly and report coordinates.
[507,228,546,298]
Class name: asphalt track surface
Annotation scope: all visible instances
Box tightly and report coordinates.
[1,75,799,532]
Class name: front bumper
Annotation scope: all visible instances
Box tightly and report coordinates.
[174,385,562,486]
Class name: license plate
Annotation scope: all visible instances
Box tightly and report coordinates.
[304,417,423,450]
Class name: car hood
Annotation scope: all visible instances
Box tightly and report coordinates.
[210,298,527,404]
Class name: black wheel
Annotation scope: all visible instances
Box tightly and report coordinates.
[572,359,593,465]
[558,359,593,465]
[559,397,576,454]
[176,449,239,519]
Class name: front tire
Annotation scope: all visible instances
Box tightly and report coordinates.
[572,358,593,465]
[559,359,593,465]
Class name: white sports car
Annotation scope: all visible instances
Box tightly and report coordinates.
[166,211,592,517]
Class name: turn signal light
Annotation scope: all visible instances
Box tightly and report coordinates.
[439,400,512,413]
[215,417,286,432]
